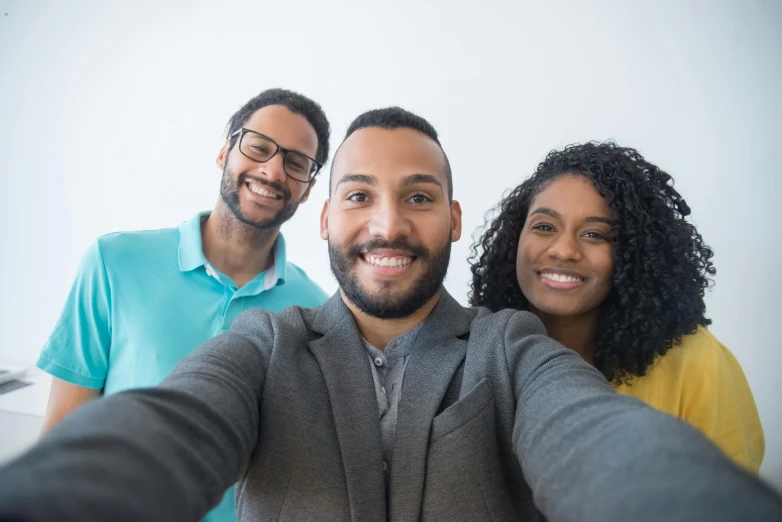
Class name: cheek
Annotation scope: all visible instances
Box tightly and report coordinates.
[227,154,250,175]
[515,239,535,285]
[327,217,345,242]
[284,178,306,197]
[328,215,359,244]
[516,234,539,267]
[414,213,452,244]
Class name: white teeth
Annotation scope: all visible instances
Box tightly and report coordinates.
[247,182,280,199]
[541,272,583,283]
[366,255,412,268]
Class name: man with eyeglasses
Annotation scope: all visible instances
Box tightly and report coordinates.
[34,88,331,522]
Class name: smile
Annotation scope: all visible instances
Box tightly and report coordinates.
[541,272,583,283]
[538,270,585,289]
[359,251,416,273]
[246,180,281,200]
[365,254,412,268]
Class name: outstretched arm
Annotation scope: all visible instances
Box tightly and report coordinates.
[0,312,270,522]
[503,311,782,522]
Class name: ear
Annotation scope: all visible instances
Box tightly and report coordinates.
[319,199,330,240]
[216,140,230,170]
[450,200,463,242]
[299,178,317,203]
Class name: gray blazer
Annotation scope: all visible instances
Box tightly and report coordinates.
[0,291,780,522]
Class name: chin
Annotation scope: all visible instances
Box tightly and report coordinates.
[364,279,408,293]
[532,301,584,318]
[247,212,277,225]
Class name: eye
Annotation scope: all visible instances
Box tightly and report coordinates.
[532,223,555,232]
[583,231,609,240]
[287,160,306,173]
[347,192,368,203]
[409,193,432,204]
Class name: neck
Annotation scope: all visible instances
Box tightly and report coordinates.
[343,289,442,351]
[531,307,599,365]
[201,201,280,288]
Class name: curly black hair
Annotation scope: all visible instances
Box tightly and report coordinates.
[469,141,716,384]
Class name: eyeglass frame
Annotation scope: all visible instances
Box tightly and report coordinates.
[229,127,323,183]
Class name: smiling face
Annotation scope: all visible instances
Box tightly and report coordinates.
[321,127,461,319]
[516,175,614,319]
[217,104,318,230]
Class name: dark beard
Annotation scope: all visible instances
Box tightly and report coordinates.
[328,236,451,319]
[220,168,299,230]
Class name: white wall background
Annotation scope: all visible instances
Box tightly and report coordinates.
[1,0,780,488]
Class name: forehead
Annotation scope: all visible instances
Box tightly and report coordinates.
[332,127,446,188]
[242,105,318,157]
[531,175,611,216]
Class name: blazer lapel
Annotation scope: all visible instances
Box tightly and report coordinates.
[308,294,386,521]
[388,290,474,521]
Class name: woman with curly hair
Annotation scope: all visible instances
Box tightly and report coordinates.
[470,141,764,472]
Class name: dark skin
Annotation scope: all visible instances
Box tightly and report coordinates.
[515,176,614,363]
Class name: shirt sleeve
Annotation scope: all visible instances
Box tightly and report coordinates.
[0,309,269,522]
[502,311,782,522]
[678,331,766,473]
[36,240,113,389]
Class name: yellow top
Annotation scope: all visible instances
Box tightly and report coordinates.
[614,327,765,473]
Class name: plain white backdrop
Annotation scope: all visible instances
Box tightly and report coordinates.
[1,0,780,488]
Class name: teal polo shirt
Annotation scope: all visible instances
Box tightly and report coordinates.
[37,211,328,522]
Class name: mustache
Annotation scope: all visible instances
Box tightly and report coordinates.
[238,173,290,200]
[347,238,429,260]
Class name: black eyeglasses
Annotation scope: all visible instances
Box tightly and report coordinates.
[230,128,322,183]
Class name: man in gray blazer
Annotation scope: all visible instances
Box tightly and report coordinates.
[0,107,780,522]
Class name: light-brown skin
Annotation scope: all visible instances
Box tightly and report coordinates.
[321,127,462,350]
[206,104,318,288]
[515,175,614,364]
[40,380,101,435]
[40,104,319,435]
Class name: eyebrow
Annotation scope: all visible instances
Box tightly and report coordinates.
[241,128,315,159]
[530,207,613,225]
[335,174,377,189]
[334,173,445,194]
[401,173,444,194]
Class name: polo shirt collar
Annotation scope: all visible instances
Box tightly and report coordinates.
[177,211,288,290]
[177,211,210,272]
[262,233,288,290]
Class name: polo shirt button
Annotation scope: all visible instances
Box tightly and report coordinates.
[374,357,383,367]
[205,266,213,277]
[382,461,388,471]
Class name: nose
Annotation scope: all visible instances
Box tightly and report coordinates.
[256,151,288,184]
[367,200,412,241]
[547,232,582,262]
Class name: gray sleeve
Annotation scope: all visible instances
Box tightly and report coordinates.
[503,311,782,522]
[0,312,271,522]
